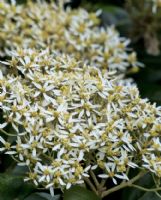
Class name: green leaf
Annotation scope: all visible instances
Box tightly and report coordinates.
[121,173,160,200]
[138,192,161,200]
[0,173,34,200]
[25,192,60,200]
[11,165,28,176]
[63,186,101,200]
[86,3,131,31]
[81,2,131,30]
[102,6,130,23]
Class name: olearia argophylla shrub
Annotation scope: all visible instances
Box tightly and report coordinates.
[0,49,160,198]
[0,0,142,78]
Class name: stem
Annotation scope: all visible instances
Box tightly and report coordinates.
[101,171,146,198]
[155,192,161,198]
[11,155,20,163]
[99,179,106,189]
[121,165,130,184]
[90,170,99,188]
[131,184,161,192]
[84,177,98,195]
[0,128,17,137]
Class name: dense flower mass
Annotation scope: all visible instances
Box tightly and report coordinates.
[0,49,160,195]
[0,0,141,76]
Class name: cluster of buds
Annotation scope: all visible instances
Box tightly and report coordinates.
[0,0,141,77]
[0,49,160,196]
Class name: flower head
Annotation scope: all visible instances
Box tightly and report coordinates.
[0,0,142,77]
[0,49,160,195]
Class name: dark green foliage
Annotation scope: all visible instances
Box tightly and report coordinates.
[63,186,101,200]
[0,174,34,200]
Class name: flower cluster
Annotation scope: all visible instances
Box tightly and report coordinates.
[0,49,160,195]
[152,0,161,12]
[0,0,141,76]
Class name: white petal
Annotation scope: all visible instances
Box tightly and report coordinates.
[66,183,71,189]
[5,151,16,155]
[112,178,117,185]
[0,123,7,129]
[98,174,109,178]
[0,136,6,144]
[50,187,54,197]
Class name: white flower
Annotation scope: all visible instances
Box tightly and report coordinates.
[0,49,160,193]
[98,163,128,184]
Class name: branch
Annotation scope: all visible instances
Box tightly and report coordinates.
[101,171,146,198]
[99,179,106,189]
[0,128,17,137]
[90,170,99,189]
[131,184,161,192]
[155,191,161,198]
[83,177,98,195]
